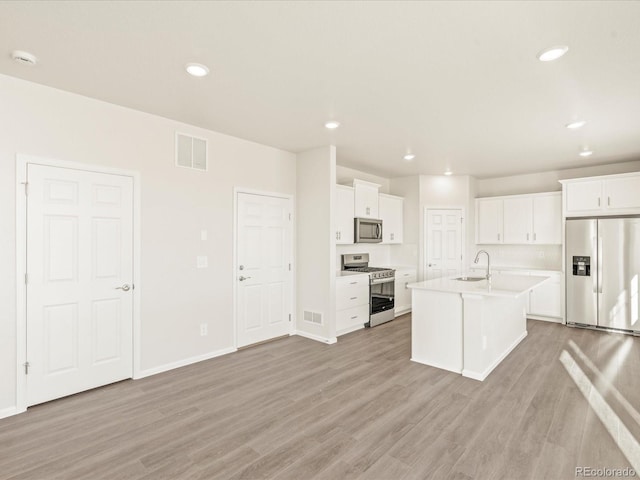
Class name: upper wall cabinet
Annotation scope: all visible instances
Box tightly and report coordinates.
[561,172,640,217]
[476,198,503,244]
[379,193,403,244]
[353,179,380,219]
[335,185,355,244]
[476,192,561,245]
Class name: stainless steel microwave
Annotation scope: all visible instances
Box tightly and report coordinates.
[354,218,383,243]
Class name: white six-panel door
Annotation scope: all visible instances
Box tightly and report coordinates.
[426,209,463,280]
[236,192,292,348]
[26,164,134,406]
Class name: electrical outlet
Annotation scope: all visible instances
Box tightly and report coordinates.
[538,251,545,259]
[197,256,208,268]
[200,323,208,336]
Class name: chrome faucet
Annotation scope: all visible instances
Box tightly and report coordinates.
[474,250,491,282]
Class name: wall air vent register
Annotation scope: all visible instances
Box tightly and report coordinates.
[175,132,207,171]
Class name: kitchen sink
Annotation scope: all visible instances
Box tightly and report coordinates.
[454,276,485,282]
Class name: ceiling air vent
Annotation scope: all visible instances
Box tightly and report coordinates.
[176,132,207,171]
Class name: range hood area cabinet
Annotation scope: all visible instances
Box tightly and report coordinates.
[560,172,640,217]
[379,193,403,244]
[475,192,562,245]
[353,179,380,219]
[335,185,355,244]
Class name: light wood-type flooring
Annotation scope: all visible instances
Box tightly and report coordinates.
[1,316,639,480]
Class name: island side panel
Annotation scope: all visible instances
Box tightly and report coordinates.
[411,289,463,373]
[461,293,528,381]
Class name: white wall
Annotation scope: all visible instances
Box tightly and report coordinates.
[419,175,475,280]
[389,176,420,269]
[296,146,337,343]
[476,160,640,197]
[0,74,297,413]
[336,165,390,193]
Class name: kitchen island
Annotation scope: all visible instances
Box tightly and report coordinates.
[408,273,549,381]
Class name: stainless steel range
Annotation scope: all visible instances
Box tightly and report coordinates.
[341,253,395,327]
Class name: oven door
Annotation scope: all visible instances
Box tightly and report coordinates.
[370,277,395,315]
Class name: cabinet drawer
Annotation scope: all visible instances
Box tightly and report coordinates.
[336,274,369,289]
[336,284,368,310]
[336,305,369,336]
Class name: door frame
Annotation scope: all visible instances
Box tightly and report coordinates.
[232,187,295,349]
[423,207,466,280]
[15,154,142,413]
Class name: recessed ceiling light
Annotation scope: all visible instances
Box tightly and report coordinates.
[444,170,453,176]
[403,153,415,161]
[324,121,340,129]
[11,50,37,66]
[185,63,209,77]
[537,45,569,62]
[566,120,587,129]
[579,150,593,157]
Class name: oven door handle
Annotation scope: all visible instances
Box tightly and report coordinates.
[371,277,395,285]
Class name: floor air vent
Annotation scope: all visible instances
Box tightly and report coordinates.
[303,310,323,325]
[176,132,207,171]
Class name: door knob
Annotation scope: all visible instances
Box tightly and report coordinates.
[239,276,252,281]
[116,284,131,291]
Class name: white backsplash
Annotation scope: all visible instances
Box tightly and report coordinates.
[471,244,562,271]
[336,244,392,271]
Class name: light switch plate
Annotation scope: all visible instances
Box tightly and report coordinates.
[201,229,208,241]
[197,256,208,268]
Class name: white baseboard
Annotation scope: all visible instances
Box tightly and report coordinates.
[527,314,563,324]
[462,330,528,381]
[0,406,24,420]
[395,306,411,317]
[294,330,337,345]
[134,347,237,379]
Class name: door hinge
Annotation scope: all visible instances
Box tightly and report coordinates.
[288,314,292,322]
[288,263,291,271]
[24,273,28,284]
[24,362,30,375]
[288,213,292,221]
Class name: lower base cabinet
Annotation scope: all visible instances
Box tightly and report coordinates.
[470,268,563,322]
[394,267,417,316]
[336,274,369,336]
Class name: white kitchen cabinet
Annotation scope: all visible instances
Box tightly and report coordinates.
[561,172,640,217]
[476,192,561,245]
[528,271,563,320]
[469,267,563,322]
[503,196,532,244]
[353,179,380,219]
[476,198,503,244]
[336,274,369,336]
[394,267,417,316]
[532,194,562,244]
[379,193,404,244]
[335,185,355,244]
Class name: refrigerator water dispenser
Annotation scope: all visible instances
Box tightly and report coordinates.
[572,256,590,276]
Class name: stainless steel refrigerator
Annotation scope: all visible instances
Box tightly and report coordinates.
[566,217,640,334]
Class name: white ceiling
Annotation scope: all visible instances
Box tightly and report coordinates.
[1,1,639,179]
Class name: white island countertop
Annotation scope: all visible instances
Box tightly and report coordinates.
[408,273,549,298]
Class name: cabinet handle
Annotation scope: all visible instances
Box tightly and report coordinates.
[350,297,357,300]
[390,233,394,240]
[527,233,529,241]
[498,233,501,241]
[350,281,358,285]
[366,207,370,215]
[598,197,601,207]
[608,196,610,206]
[350,315,358,320]
[533,233,536,241]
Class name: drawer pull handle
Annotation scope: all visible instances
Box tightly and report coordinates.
[350,296,357,300]
[350,281,358,284]
[350,315,358,319]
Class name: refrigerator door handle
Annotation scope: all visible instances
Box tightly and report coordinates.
[592,236,598,294]
[597,236,603,294]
